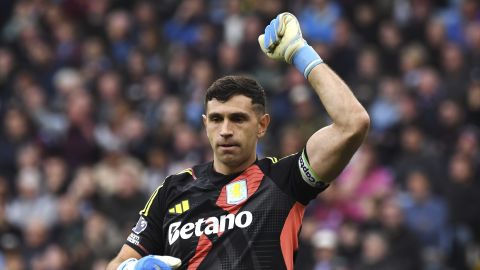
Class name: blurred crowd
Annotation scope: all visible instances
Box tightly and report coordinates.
[0,0,480,269]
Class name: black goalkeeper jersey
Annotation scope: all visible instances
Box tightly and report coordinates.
[125,150,328,270]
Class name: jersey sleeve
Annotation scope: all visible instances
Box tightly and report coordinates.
[125,176,171,256]
[268,148,329,205]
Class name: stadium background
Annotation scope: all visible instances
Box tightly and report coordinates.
[0,0,480,269]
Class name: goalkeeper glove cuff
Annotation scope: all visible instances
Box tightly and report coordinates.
[292,44,323,78]
[117,258,138,270]
[117,255,181,270]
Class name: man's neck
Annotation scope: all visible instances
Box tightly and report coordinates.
[213,156,256,175]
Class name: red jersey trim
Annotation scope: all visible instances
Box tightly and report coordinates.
[187,164,265,269]
[188,234,212,270]
[280,202,305,270]
[216,165,264,215]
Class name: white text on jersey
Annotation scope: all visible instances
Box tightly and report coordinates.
[168,211,253,245]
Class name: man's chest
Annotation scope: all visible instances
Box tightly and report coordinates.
[161,174,295,258]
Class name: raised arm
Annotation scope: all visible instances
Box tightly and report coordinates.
[259,12,369,183]
[305,64,369,182]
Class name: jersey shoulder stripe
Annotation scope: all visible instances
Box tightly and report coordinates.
[176,168,193,176]
[279,153,297,161]
[139,169,196,217]
[140,184,162,216]
[266,156,278,164]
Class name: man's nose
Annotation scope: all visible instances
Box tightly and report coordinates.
[219,120,233,137]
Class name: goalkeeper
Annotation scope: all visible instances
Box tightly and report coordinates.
[107,12,369,270]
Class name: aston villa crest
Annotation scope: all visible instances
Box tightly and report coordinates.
[226,179,248,205]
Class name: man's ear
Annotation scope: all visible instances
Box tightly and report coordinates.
[257,114,270,138]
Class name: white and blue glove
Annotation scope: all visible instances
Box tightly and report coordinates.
[117,255,181,270]
[258,12,323,78]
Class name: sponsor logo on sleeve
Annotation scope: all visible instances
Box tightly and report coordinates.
[132,216,148,234]
[127,233,140,245]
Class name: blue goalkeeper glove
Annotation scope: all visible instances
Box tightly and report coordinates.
[117,255,181,270]
[258,12,323,78]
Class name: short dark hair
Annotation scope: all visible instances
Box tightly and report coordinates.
[205,75,266,114]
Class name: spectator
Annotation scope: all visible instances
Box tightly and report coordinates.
[34,244,70,270]
[336,142,394,222]
[6,168,57,229]
[466,81,480,127]
[0,199,22,255]
[93,148,144,196]
[22,219,51,269]
[19,83,68,147]
[0,48,16,103]
[377,21,403,76]
[79,212,122,268]
[454,127,480,171]
[355,230,401,270]
[278,124,305,157]
[289,85,327,142]
[392,125,441,190]
[424,17,447,70]
[0,107,35,181]
[310,183,346,231]
[98,163,148,231]
[379,198,422,270]
[311,229,348,270]
[163,0,205,46]
[352,3,379,45]
[445,153,480,244]
[436,99,465,156]
[1,250,25,270]
[51,195,83,255]
[42,155,70,196]
[223,0,246,47]
[369,77,403,134]
[68,166,100,216]
[440,43,469,103]
[106,10,134,65]
[351,47,381,107]
[298,0,341,43]
[398,170,451,268]
[336,220,361,268]
[143,146,170,193]
[295,217,318,270]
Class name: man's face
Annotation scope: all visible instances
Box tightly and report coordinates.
[203,95,269,172]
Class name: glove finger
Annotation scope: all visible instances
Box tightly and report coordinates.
[152,256,182,269]
[135,257,171,270]
[265,24,278,50]
[272,16,280,37]
[276,13,286,37]
[140,260,170,270]
[282,12,302,39]
[263,24,271,48]
[258,34,268,53]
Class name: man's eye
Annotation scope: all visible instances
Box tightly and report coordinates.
[210,117,222,122]
[231,116,245,123]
